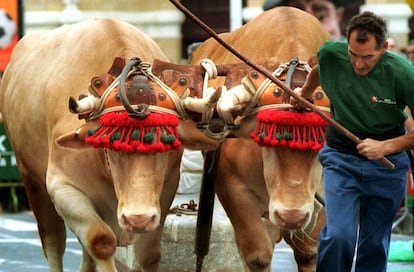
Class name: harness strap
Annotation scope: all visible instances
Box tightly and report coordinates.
[283,58,299,103]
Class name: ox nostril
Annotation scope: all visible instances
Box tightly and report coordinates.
[121,213,158,233]
[273,209,310,230]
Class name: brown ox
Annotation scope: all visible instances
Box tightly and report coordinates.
[190,7,331,272]
[0,18,212,272]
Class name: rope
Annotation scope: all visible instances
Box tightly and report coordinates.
[200,58,218,126]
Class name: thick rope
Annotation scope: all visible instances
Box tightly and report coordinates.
[200,58,218,126]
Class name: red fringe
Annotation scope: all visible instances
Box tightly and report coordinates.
[251,110,328,152]
[85,112,181,153]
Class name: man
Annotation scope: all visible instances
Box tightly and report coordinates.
[310,0,345,41]
[386,37,408,60]
[407,40,414,65]
[292,11,414,272]
[263,0,311,11]
[263,0,346,41]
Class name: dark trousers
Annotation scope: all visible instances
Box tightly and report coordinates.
[316,144,409,272]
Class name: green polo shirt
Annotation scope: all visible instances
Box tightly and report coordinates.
[317,41,414,153]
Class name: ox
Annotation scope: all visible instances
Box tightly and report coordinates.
[190,7,331,272]
[0,18,217,272]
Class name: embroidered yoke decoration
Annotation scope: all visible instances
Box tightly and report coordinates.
[86,111,180,153]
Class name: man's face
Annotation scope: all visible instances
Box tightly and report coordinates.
[406,44,414,62]
[314,3,338,35]
[288,0,311,12]
[348,31,387,76]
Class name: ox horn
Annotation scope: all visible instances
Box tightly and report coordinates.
[69,95,100,114]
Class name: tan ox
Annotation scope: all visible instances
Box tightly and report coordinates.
[0,19,199,272]
[190,7,331,272]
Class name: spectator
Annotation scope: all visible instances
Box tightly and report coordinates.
[263,0,311,12]
[387,37,408,60]
[263,0,345,41]
[407,39,414,65]
[309,0,345,41]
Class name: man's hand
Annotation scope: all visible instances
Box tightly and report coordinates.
[290,87,312,111]
[356,138,386,160]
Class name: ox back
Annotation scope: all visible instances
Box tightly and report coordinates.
[0,18,183,272]
[190,7,331,272]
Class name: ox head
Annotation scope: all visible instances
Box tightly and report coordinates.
[252,110,326,229]
[224,58,329,230]
[68,56,224,150]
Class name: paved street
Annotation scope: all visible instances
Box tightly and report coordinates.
[0,211,81,272]
[1,210,414,271]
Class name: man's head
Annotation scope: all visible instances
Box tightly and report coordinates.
[263,0,311,12]
[386,37,399,52]
[346,11,388,76]
[406,40,414,63]
[310,0,344,40]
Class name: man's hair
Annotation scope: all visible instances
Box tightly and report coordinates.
[346,11,387,50]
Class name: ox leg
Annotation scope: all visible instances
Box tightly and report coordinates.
[216,179,279,272]
[131,206,171,271]
[282,200,326,272]
[22,174,66,272]
[78,247,99,272]
[47,177,117,272]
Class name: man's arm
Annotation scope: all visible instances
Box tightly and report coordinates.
[357,132,414,160]
[301,64,321,99]
[291,65,321,107]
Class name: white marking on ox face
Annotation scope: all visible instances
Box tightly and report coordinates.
[269,201,314,230]
[119,207,160,233]
[106,151,168,234]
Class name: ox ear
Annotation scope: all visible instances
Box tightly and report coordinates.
[56,121,99,149]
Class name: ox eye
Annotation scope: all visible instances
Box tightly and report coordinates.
[93,79,103,89]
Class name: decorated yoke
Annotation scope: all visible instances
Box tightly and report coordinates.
[69,56,330,153]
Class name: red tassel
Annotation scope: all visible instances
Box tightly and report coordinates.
[85,112,181,153]
[251,110,328,152]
